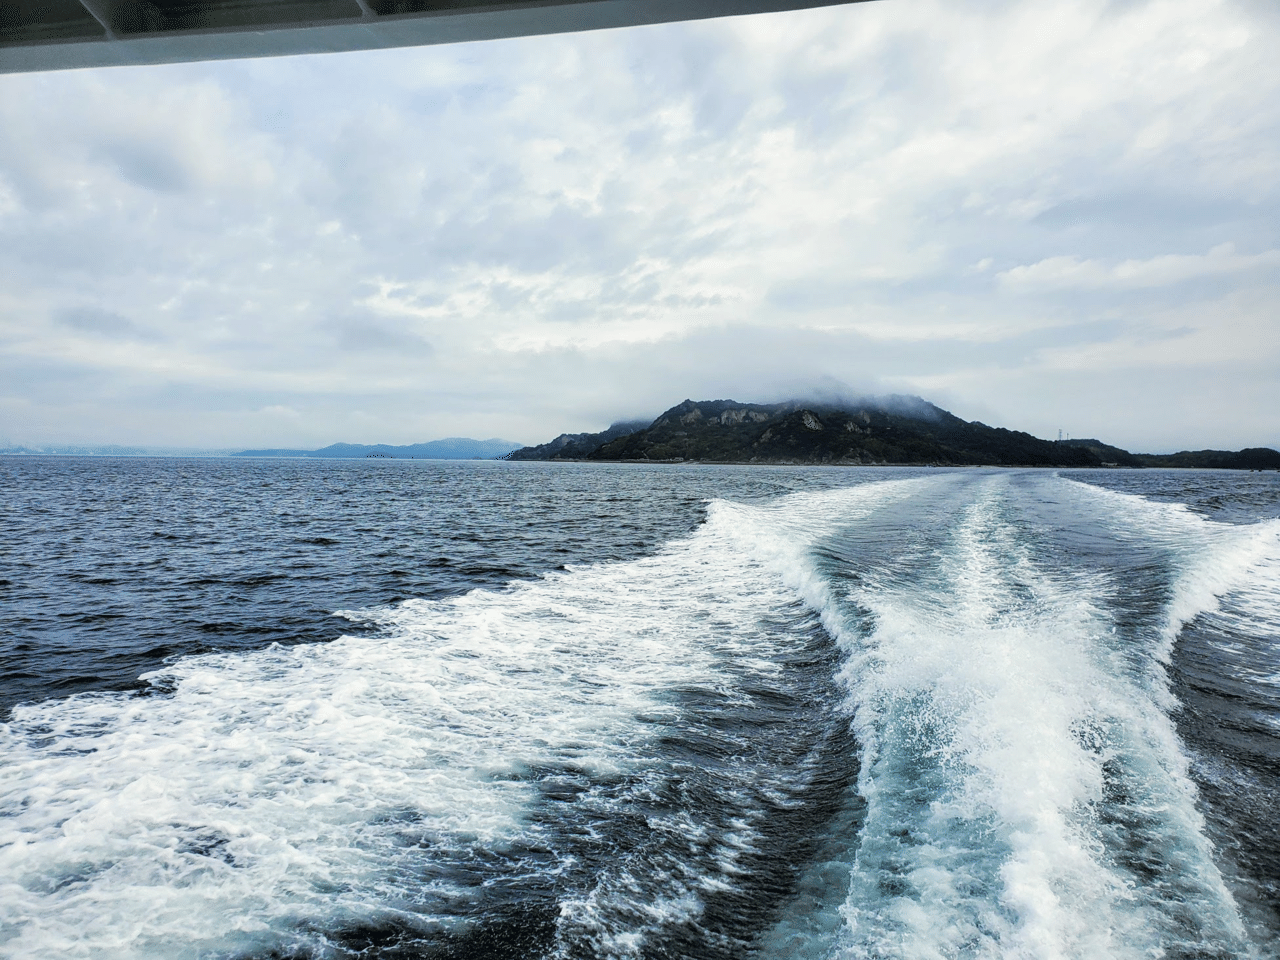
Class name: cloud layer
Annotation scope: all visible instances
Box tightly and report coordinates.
[1,0,1277,452]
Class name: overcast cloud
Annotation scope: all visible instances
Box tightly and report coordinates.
[1,0,1277,452]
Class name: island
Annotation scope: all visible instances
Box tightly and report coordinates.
[506,397,1280,469]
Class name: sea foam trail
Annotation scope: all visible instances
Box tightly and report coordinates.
[0,478,918,960]
[1062,477,1280,949]
[1059,476,1280,660]
[821,474,1276,960]
[2,472,1275,960]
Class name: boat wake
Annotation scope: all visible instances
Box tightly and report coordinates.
[1,472,1276,959]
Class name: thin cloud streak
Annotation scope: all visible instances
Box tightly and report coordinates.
[999,245,1280,291]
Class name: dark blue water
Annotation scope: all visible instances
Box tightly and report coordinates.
[1,458,1277,959]
[1,458,839,718]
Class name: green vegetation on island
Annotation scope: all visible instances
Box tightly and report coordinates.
[505,398,1280,469]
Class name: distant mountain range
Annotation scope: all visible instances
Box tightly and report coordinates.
[506,397,1280,470]
[0,443,238,457]
[233,438,523,460]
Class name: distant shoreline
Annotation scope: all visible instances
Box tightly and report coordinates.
[3,451,1277,473]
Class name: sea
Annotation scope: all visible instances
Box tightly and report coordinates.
[1,457,1277,960]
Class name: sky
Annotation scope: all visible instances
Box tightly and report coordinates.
[1,0,1277,453]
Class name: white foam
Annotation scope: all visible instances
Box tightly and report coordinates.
[0,478,921,960]
[827,475,1255,960]
[7,471,1268,959]
[542,479,930,958]
[1061,477,1280,658]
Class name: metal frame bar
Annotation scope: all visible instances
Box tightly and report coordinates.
[1,0,867,73]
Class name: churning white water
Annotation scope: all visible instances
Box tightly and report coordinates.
[2,471,1277,960]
